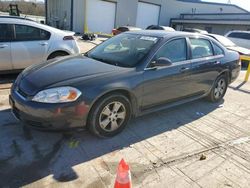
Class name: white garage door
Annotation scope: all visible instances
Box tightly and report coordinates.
[136,2,160,29]
[87,0,116,34]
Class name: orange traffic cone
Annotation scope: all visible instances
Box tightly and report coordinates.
[114,158,132,188]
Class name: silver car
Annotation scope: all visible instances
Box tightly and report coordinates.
[225,30,250,50]
[0,16,80,73]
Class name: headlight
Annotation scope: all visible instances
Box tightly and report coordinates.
[32,87,81,103]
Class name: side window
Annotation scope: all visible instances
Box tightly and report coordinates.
[228,32,240,38]
[213,42,224,55]
[0,24,11,42]
[190,38,213,59]
[154,38,187,63]
[228,32,250,40]
[15,25,51,41]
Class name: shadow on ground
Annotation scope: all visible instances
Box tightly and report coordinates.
[229,81,250,94]
[0,98,223,187]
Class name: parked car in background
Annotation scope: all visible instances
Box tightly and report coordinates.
[206,33,250,67]
[146,25,175,31]
[182,28,208,34]
[225,30,250,49]
[112,26,141,35]
[10,31,240,137]
[0,16,80,73]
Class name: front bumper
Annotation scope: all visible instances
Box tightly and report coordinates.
[10,89,89,130]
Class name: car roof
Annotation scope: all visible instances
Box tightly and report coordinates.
[126,30,207,38]
[227,30,250,34]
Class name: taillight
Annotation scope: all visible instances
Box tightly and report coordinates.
[63,36,74,40]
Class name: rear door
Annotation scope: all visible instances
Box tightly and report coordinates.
[0,24,12,71]
[142,38,194,109]
[11,24,51,70]
[188,37,223,94]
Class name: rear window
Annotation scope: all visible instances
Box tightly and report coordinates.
[0,24,11,42]
[228,32,250,40]
[14,24,51,41]
[118,27,129,32]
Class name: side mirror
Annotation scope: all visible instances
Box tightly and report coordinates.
[152,57,172,67]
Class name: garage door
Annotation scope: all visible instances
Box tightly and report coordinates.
[136,2,160,29]
[87,0,116,34]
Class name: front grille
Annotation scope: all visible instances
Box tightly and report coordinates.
[16,87,28,98]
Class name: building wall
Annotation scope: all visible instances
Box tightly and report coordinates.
[47,0,71,30]
[73,0,84,33]
[47,0,248,33]
[176,23,250,35]
[159,0,247,26]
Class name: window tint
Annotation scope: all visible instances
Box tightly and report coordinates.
[0,24,11,42]
[190,38,213,59]
[228,32,250,40]
[154,38,187,63]
[15,25,51,41]
[118,27,129,32]
[213,42,224,55]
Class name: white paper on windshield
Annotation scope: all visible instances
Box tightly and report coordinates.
[140,36,158,43]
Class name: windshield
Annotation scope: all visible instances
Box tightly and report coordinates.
[214,35,236,47]
[87,33,159,67]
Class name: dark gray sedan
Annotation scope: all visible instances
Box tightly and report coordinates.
[10,31,241,137]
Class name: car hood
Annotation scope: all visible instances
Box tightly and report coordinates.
[227,46,250,55]
[18,55,127,96]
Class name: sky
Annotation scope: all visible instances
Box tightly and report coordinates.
[202,0,250,11]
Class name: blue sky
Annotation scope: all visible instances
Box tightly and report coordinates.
[202,0,250,11]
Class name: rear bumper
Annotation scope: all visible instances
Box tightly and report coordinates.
[10,90,89,130]
[230,64,241,83]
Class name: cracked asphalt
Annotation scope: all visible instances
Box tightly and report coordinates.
[0,39,250,188]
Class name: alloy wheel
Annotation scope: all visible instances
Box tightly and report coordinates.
[99,101,126,132]
[214,78,226,99]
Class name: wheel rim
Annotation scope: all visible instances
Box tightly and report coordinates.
[99,101,126,132]
[214,78,226,99]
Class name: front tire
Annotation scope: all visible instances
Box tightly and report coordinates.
[207,75,228,102]
[88,94,131,137]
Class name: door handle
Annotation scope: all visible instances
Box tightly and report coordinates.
[180,67,190,73]
[0,44,8,48]
[213,61,221,65]
[39,42,48,46]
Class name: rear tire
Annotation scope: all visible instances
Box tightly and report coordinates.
[87,94,131,138]
[47,51,69,60]
[207,74,228,102]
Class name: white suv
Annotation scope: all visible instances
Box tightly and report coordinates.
[0,16,80,73]
[225,30,250,49]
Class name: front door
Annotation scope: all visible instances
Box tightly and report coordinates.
[11,24,50,70]
[0,24,12,71]
[142,38,194,109]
